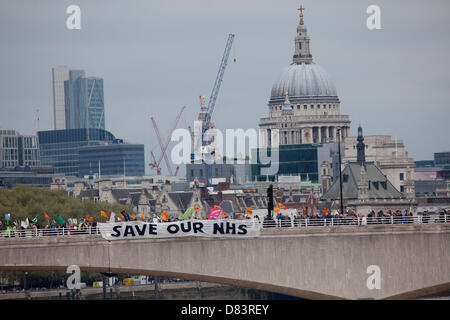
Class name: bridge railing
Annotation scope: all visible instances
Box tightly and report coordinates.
[260,214,450,229]
[0,226,102,239]
[0,215,448,239]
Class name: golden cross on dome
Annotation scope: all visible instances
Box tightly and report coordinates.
[298,5,305,25]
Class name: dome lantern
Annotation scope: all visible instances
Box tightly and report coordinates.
[293,5,312,64]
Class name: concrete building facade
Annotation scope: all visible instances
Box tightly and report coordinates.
[52,66,72,130]
[343,134,415,198]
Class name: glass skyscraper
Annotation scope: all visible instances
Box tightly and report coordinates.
[63,70,105,130]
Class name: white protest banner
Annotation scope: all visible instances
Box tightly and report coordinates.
[97,219,261,240]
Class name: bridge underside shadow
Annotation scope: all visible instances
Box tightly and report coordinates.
[0,264,344,300]
[1,265,449,300]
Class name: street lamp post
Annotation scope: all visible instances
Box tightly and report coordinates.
[24,272,28,300]
[337,128,344,215]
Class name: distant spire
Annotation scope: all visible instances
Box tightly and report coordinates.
[298,5,305,25]
[357,124,366,165]
[293,5,313,64]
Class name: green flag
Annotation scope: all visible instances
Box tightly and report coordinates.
[4,213,10,221]
[56,215,65,225]
[31,216,38,225]
[181,207,194,220]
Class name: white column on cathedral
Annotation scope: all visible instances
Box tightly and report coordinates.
[317,126,321,144]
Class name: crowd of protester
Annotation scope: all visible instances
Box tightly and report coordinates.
[262,209,449,228]
[1,208,449,237]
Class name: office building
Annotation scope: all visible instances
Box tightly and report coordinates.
[38,128,116,176]
[52,66,73,130]
[78,143,145,177]
[0,130,40,168]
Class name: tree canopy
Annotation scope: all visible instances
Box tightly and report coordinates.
[0,186,132,228]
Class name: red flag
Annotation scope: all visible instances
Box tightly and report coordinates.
[208,208,222,220]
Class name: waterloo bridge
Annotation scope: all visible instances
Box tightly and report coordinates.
[0,219,449,300]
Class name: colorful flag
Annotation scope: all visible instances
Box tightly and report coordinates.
[121,211,131,222]
[193,205,200,212]
[4,213,10,221]
[208,208,222,220]
[85,215,93,222]
[246,208,253,215]
[108,212,116,223]
[140,213,145,220]
[21,218,29,229]
[214,205,221,210]
[31,216,38,224]
[278,203,287,210]
[44,212,50,220]
[181,207,194,220]
[130,214,136,220]
[100,211,108,218]
[274,207,281,213]
[221,211,226,218]
[56,215,65,225]
[161,211,169,221]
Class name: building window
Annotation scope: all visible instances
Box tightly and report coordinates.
[304,105,307,110]
[317,105,320,109]
[400,173,404,181]
[190,169,194,177]
[400,185,404,192]
[298,42,302,50]
[200,169,203,176]
[215,168,219,176]
[297,105,300,109]
[310,105,314,109]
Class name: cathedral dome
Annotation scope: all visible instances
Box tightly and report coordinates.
[269,62,338,104]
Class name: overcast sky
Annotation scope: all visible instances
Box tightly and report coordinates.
[1,0,449,175]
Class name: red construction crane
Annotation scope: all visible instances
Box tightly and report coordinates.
[150,106,186,176]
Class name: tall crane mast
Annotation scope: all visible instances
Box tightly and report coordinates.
[202,33,235,137]
[195,34,235,185]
